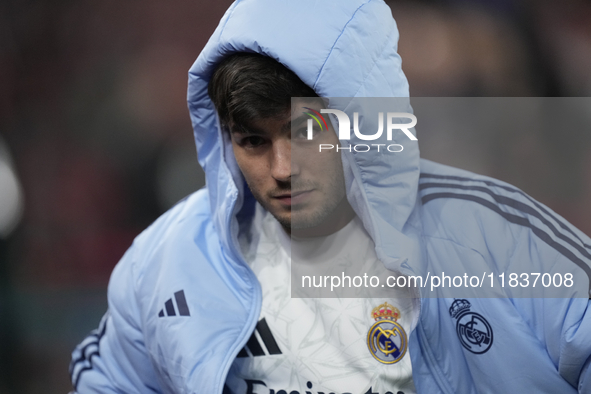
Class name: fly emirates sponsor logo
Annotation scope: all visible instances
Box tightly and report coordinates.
[243,379,405,394]
[303,108,417,153]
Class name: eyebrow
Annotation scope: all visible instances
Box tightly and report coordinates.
[230,113,312,135]
[230,124,266,136]
[283,114,311,132]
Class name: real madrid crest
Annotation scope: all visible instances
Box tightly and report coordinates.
[367,302,408,364]
[449,299,493,354]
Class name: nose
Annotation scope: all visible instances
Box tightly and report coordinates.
[271,138,295,181]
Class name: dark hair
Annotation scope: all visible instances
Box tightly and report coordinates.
[208,53,318,129]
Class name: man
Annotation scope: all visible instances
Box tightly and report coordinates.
[70,0,591,393]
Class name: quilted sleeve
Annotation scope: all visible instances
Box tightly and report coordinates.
[557,297,591,393]
[69,245,162,393]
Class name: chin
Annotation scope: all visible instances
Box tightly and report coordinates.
[289,213,327,230]
[269,211,292,229]
[270,211,322,231]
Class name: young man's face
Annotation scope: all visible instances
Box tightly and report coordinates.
[229,100,351,234]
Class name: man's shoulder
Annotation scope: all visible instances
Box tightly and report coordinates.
[418,158,572,235]
[107,187,236,308]
[118,188,220,278]
[418,159,585,232]
[417,159,591,272]
[134,188,213,250]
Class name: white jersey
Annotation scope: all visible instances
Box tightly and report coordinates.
[226,205,417,394]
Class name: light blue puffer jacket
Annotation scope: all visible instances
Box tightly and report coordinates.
[70,0,591,393]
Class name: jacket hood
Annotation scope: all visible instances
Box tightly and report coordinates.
[187,0,420,268]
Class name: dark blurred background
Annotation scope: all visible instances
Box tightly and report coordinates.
[0,0,590,392]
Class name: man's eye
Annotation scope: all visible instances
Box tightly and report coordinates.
[242,136,266,148]
[293,127,318,140]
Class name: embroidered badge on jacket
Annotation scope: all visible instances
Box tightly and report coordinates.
[449,299,494,354]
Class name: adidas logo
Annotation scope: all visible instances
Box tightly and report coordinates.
[237,318,282,357]
[158,290,190,317]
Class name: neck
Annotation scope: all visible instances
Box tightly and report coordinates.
[285,197,356,238]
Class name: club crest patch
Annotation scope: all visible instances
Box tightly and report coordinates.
[449,299,493,354]
[367,302,408,364]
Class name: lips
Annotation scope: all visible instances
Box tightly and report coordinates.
[274,190,313,205]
